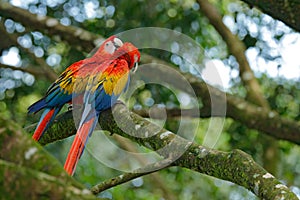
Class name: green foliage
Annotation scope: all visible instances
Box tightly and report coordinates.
[1,0,300,199]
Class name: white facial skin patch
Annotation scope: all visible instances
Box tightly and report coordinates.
[104,37,124,54]
[104,41,116,54]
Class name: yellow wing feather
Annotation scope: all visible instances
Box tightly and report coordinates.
[56,59,129,96]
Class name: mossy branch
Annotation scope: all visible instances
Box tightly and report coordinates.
[26,103,298,199]
[0,116,101,200]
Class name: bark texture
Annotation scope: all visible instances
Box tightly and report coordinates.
[0,117,100,200]
[25,104,298,199]
[241,0,300,32]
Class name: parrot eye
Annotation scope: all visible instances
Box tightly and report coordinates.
[104,41,116,54]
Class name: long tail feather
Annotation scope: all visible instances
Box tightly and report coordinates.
[28,98,47,114]
[64,116,97,176]
[32,108,60,141]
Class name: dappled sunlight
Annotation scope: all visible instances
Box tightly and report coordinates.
[0,0,300,199]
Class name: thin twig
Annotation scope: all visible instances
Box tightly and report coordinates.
[113,135,177,200]
[90,159,173,194]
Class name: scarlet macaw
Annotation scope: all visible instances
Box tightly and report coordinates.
[28,36,140,175]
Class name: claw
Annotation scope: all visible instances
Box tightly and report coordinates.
[68,104,73,111]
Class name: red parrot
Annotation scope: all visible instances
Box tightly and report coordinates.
[28,36,140,175]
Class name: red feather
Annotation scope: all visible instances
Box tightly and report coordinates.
[28,36,141,176]
[32,109,55,141]
[64,117,96,175]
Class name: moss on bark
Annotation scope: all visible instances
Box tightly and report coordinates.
[0,116,100,200]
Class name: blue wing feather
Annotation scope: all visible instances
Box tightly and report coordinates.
[28,98,47,114]
[28,85,73,114]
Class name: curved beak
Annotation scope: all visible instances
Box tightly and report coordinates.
[132,62,139,73]
[113,38,123,49]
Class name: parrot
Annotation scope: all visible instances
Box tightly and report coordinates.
[28,36,141,175]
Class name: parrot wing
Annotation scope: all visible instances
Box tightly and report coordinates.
[28,59,103,141]
[64,58,130,175]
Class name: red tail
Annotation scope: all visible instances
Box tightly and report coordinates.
[64,117,96,176]
[32,108,55,141]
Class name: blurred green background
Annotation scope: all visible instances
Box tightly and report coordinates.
[0,0,300,199]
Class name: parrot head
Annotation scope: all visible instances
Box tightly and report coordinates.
[103,36,124,54]
[115,42,141,73]
[94,35,124,58]
[94,35,140,72]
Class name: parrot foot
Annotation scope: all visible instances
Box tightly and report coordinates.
[68,104,73,111]
[115,100,125,106]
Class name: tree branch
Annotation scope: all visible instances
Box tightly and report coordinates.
[78,43,300,145]
[0,20,58,81]
[0,63,43,76]
[111,135,177,200]
[198,0,281,175]
[4,2,299,143]
[141,64,300,144]
[132,107,213,118]
[241,0,300,32]
[0,2,103,52]
[198,0,270,108]
[0,24,14,54]
[25,104,298,199]
[91,159,172,195]
[0,116,100,199]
